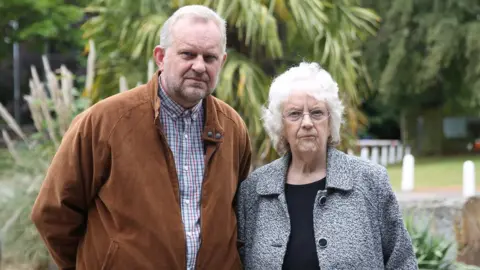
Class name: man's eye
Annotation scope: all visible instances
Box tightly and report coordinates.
[204,55,217,62]
[181,52,194,57]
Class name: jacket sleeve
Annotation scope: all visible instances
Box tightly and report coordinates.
[236,123,251,265]
[238,122,252,183]
[377,167,418,270]
[236,180,248,263]
[30,111,111,270]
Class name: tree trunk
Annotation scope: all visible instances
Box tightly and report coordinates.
[400,109,418,154]
[419,108,443,156]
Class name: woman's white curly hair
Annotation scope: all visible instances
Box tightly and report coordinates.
[261,62,345,155]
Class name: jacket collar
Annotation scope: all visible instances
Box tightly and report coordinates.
[147,70,224,143]
[256,147,354,196]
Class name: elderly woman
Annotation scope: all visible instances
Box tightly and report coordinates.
[236,62,417,270]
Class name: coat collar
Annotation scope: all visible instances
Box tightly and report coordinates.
[146,70,224,143]
[256,147,354,196]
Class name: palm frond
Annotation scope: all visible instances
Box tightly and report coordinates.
[215,51,272,159]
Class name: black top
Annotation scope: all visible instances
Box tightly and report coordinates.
[282,178,326,270]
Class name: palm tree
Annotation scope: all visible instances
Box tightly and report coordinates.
[82,0,379,164]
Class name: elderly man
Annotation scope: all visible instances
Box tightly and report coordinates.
[31,5,252,270]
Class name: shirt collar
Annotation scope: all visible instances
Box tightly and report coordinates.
[157,78,203,120]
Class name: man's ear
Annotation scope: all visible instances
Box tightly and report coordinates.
[153,46,166,71]
[221,52,227,68]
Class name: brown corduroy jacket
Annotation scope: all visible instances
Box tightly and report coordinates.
[30,71,252,270]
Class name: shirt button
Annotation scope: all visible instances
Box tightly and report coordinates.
[187,232,193,237]
[184,134,188,139]
[184,199,190,205]
[183,166,188,171]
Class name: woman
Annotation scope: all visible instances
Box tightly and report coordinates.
[236,62,417,270]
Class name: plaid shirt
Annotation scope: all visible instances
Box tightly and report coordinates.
[158,84,204,270]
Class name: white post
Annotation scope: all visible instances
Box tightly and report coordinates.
[401,154,415,192]
[405,146,411,156]
[148,60,154,81]
[347,149,354,156]
[396,144,404,162]
[380,146,388,167]
[388,145,396,164]
[119,76,128,92]
[463,161,476,198]
[360,147,369,161]
[371,147,379,164]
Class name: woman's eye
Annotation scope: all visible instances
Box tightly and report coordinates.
[311,110,324,116]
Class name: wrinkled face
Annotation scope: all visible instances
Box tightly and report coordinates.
[154,17,226,108]
[282,91,331,154]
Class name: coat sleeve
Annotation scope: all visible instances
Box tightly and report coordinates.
[30,111,111,270]
[377,167,418,270]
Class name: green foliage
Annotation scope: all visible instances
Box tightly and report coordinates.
[404,214,452,269]
[0,0,85,57]
[404,213,480,270]
[362,0,480,114]
[81,0,380,163]
[0,52,96,268]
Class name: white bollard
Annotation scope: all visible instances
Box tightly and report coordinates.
[401,154,415,192]
[396,144,404,163]
[371,147,379,164]
[148,59,155,79]
[360,147,369,161]
[405,146,411,156]
[380,146,388,167]
[388,145,396,164]
[347,149,354,156]
[119,76,128,92]
[463,160,476,198]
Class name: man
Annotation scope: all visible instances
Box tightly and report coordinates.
[31,5,252,270]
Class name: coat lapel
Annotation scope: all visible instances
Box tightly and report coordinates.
[325,147,354,192]
[255,147,354,195]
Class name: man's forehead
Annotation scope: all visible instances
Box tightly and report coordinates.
[171,18,223,52]
[174,39,222,53]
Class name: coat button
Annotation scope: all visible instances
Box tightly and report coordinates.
[319,238,327,248]
[215,133,222,139]
[207,131,213,137]
[319,196,327,205]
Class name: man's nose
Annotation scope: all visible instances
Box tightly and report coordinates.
[191,56,206,73]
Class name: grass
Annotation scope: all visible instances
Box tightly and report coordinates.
[387,154,480,191]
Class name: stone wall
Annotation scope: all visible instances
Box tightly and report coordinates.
[397,193,467,262]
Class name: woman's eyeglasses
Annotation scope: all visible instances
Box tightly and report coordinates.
[282,109,330,122]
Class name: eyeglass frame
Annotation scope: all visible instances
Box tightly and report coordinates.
[282,109,330,123]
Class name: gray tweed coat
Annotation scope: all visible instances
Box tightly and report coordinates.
[236,147,418,270]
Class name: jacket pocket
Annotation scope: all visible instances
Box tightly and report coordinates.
[101,240,119,270]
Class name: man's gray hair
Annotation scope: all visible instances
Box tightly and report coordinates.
[261,62,345,155]
[159,5,227,53]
